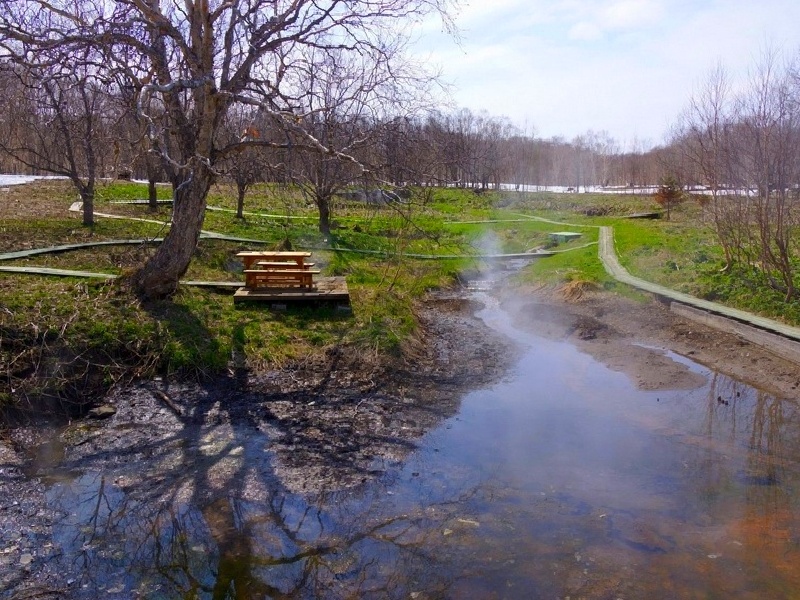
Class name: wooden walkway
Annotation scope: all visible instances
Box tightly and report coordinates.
[598,226,800,363]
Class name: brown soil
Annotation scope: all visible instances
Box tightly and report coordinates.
[502,283,800,399]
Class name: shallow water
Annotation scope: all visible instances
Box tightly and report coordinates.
[36,294,800,599]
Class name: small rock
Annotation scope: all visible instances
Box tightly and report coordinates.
[19,553,33,566]
[88,405,117,419]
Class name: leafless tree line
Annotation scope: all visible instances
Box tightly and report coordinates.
[670,49,800,300]
[0,58,662,212]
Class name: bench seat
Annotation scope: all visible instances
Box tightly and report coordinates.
[243,269,320,289]
[243,269,320,275]
[254,261,316,269]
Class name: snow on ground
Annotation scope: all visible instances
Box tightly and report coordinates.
[0,175,66,187]
[498,183,661,194]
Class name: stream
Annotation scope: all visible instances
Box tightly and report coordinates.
[7,291,800,599]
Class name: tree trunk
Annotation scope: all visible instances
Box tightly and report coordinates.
[133,168,213,300]
[317,196,331,236]
[236,184,245,219]
[81,190,94,227]
[148,179,158,212]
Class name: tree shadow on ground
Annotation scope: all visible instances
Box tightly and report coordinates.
[28,364,467,599]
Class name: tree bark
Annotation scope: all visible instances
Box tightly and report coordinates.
[317,196,331,236]
[81,190,94,227]
[134,167,214,300]
[148,179,158,212]
[236,184,245,219]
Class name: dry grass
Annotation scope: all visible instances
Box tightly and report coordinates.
[0,179,78,219]
[559,279,598,302]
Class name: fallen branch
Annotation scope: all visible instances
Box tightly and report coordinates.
[152,389,182,417]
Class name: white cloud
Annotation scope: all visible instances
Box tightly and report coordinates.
[407,0,800,144]
[562,0,665,41]
[600,0,664,30]
[568,21,603,41]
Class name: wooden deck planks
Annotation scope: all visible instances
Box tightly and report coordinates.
[233,276,350,304]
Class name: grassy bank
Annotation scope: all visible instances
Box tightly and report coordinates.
[0,181,531,417]
[2,180,798,418]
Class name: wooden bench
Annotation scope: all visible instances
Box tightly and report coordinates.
[237,251,318,290]
[255,261,316,269]
[243,269,320,289]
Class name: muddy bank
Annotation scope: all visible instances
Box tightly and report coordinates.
[502,284,800,399]
[4,299,517,491]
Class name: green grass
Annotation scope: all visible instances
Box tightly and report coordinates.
[517,230,613,288]
[613,217,723,292]
[3,180,800,417]
[694,265,800,324]
[95,180,173,203]
[0,181,487,413]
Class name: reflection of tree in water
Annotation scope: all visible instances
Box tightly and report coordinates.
[674,372,800,526]
[45,405,476,598]
[688,372,800,585]
[732,386,800,591]
[697,373,800,478]
[114,491,468,598]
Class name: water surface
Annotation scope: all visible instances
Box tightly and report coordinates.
[37,294,800,598]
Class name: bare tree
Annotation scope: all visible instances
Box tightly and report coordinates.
[284,41,440,235]
[107,84,168,211]
[0,58,112,226]
[736,49,800,299]
[670,49,800,299]
[673,63,742,269]
[217,106,273,219]
[288,48,385,236]
[0,0,455,299]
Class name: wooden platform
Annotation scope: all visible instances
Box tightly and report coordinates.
[548,231,583,243]
[626,211,662,219]
[233,276,350,305]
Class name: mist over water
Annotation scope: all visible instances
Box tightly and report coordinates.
[465,231,506,292]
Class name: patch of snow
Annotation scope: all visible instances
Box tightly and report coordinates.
[0,174,67,186]
[130,179,171,186]
[498,183,657,194]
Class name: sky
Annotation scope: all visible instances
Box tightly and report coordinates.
[411,0,800,149]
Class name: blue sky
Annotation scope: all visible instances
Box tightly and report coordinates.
[412,0,800,148]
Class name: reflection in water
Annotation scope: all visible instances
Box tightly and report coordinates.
[35,297,800,598]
